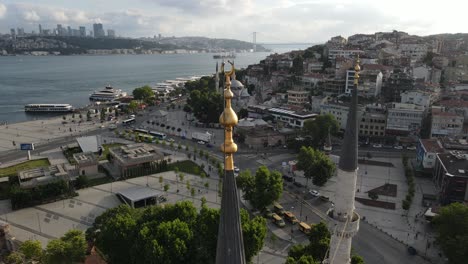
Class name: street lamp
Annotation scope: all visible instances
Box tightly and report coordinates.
[290,206,294,241]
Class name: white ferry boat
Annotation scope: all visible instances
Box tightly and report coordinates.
[24,104,73,112]
[89,85,127,101]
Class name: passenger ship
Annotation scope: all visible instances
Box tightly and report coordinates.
[89,85,127,101]
[24,104,74,112]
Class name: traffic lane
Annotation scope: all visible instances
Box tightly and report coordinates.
[354,221,430,264]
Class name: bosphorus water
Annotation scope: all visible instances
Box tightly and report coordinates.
[0,44,311,123]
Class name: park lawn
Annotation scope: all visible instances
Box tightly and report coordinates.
[169,160,203,175]
[63,146,82,165]
[100,143,124,160]
[0,158,50,178]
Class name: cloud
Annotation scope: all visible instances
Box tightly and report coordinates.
[0,0,467,42]
[23,10,40,21]
[144,0,254,16]
[0,3,6,19]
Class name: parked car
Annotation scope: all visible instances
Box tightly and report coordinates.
[406,146,416,150]
[262,208,274,218]
[197,141,206,145]
[293,181,304,188]
[234,166,240,173]
[372,144,382,148]
[282,175,294,182]
[283,211,299,224]
[167,138,175,143]
[309,190,320,197]
[394,145,403,150]
[206,143,213,148]
[272,213,286,227]
[383,145,393,149]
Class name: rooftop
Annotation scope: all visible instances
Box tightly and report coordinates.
[18,164,68,181]
[73,152,98,165]
[420,139,445,153]
[438,100,468,108]
[117,186,161,202]
[268,107,317,119]
[76,136,101,153]
[433,112,461,117]
[438,151,468,178]
[110,143,164,166]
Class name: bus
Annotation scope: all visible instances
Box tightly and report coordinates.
[122,118,136,126]
[137,134,155,143]
[149,131,167,140]
[133,128,149,134]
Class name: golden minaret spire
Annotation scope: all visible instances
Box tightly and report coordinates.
[216,61,246,264]
[219,61,238,171]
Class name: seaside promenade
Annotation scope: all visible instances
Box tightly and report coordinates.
[0,112,111,154]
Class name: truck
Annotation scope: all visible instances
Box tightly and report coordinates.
[191,131,212,142]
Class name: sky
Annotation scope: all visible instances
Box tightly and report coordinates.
[0,0,467,43]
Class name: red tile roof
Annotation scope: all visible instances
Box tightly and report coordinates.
[420,139,445,153]
[438,100,468,108]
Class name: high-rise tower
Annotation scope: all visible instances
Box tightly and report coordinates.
[324,58,361,264]
[215,61,246,264]
[215,62,220,93]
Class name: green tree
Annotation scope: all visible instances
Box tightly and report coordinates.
[241,210,267,262]
[75,175,89,189]
[287,222,331,262]
[179,173,185,183]
[297,146,336,187]
[351,255,365,264]
[187,89,223,123]
[45,230,87,264]
[237,166,283,210]
[4,252,25,264]
[128,100,139,113]
[159,176,164,188]
[133,85,154,101]
[302,114,339,147]
[164,184,170,193]
[19,240,42,261]
[239,108,248,119]
[191,187,196,201]
[88,202,266,264]
[434,203,468,264]
[291,55,304,76]
[100,110,106,121]
[87,205,140,263]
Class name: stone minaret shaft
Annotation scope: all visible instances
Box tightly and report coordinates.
[324,58,361,264]
[215,62,247,264]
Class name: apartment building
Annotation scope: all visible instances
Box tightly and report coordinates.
[431,112,464,138]
[386,103,425,135]
[287,90,309,107]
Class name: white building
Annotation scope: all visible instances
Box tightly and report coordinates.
[386,103,425,135]
[345,70,383,97]
[399,43,428,62]
[417,139,445,169]
[431,112,464,137]
[268,108,317,128]
[412,65,431,82]
[328,49,365,60]
[320,102,350,130]
[301,73,323,89]
[400,90,433,109]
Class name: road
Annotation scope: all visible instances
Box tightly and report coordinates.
[0,104,429,264]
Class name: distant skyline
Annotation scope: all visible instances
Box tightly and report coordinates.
[0,0,467,43]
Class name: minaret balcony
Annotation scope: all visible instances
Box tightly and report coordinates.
[326,209,360,238]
